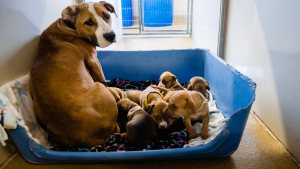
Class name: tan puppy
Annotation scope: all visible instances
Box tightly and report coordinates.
[163,91,210,140]
[108,87,127,102]
[117,99,157,146]
[151,85,177,102]
[187,76,210,98]
[158,71,185,91]
[125,90,142,105]
[30,2,119,148]
[140,86,169,129]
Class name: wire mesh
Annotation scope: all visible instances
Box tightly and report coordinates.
[122,0,191,35]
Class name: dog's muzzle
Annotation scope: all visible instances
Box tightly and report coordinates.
[103,31,116,43]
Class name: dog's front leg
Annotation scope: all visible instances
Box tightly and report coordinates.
[183,116,197,139]
[201,114,210,139]
[86,55,107,86]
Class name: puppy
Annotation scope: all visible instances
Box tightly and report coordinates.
[108,87,123,102]
[125,90,142,105]
[163,90,210,140]
[140,86,169,129]
[151,85,177,102]
[158,71,185,91]
[187,76,210,98]
[117,99,157,146]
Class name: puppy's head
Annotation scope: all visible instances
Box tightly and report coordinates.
[147,101,169,129]
[61,1,117,48]
[187,76,210,98]
[158,71,178,89]
[117,98,138,117]
[163,91,196,119]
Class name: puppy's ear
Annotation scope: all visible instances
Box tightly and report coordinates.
[206,82,210,91]
[100,1,118,17]
[147,103,155,114]
[172,75,177,81]
[185,97,196,110]
[61,5,78,23]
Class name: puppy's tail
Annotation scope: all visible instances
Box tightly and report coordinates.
[151,85,170,96]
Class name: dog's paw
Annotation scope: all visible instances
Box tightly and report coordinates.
[200,132,210,140]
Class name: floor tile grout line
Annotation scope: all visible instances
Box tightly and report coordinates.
[251,111,300,168]
[0,150,19,169]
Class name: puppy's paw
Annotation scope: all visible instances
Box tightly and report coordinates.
[200,132,210,140]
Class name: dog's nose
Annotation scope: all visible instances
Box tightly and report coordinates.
[103,31,116,43]
[159,121,167,129]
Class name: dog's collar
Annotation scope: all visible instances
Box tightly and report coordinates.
[128,106,143,117]
[172,80,179,88]
[197,92,209,112]
[145,91,162,109]
[63,19,76,30]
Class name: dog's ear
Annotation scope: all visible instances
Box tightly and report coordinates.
[61,5,79,23]
[172,75,177,81]
[147,103,155,114]
[185,97,196,110]
[100,1,118,17]
[206,82,210,91]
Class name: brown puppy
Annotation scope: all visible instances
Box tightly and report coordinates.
[108,87,127,102]
[151,85,177,103]
[163,91,210,140]
[117,99,157,146]
[140,86,169,129]
[158,71,185,91]
[187,76,210,98]
[30,2,119,148]
[125,90,142,105]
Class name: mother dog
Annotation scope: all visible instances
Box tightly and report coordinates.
[30,2,119,148]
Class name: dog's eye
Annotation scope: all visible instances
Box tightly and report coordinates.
[172,104,177,109]
[105,14,110,19]
[162,80,166,84]
[84,19,94,26]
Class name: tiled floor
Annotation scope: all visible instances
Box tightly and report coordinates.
[3,37,299,169]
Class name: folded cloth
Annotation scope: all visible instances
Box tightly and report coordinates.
[0,75,50,148]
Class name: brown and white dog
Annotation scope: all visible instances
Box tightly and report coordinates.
[158,71,185,91]
[30,2,119,148]
[140,86,169,129]
[163,91,210,140]
[187,76,210,98]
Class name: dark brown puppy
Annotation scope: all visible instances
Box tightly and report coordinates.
[140,86,169,129]
[158,71,185,91]
[163,91,210,140]
[187,76,210,98]
[125,90,142,105]
[30,2,119,148]
[117,99,157,146]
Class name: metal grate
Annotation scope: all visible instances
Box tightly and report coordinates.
[122,0,192,35]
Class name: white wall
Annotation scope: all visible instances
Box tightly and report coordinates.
[225,0,300,162]
[191,0,221,55]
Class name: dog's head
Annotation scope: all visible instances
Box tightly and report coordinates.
[147,101,169,129]
[158,71,178,89]
[187,76,210,98]
[163,91,197,119]
[117,98,138,117]
[61,1,117,48]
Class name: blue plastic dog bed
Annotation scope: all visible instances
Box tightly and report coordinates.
[7,49,256,164]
